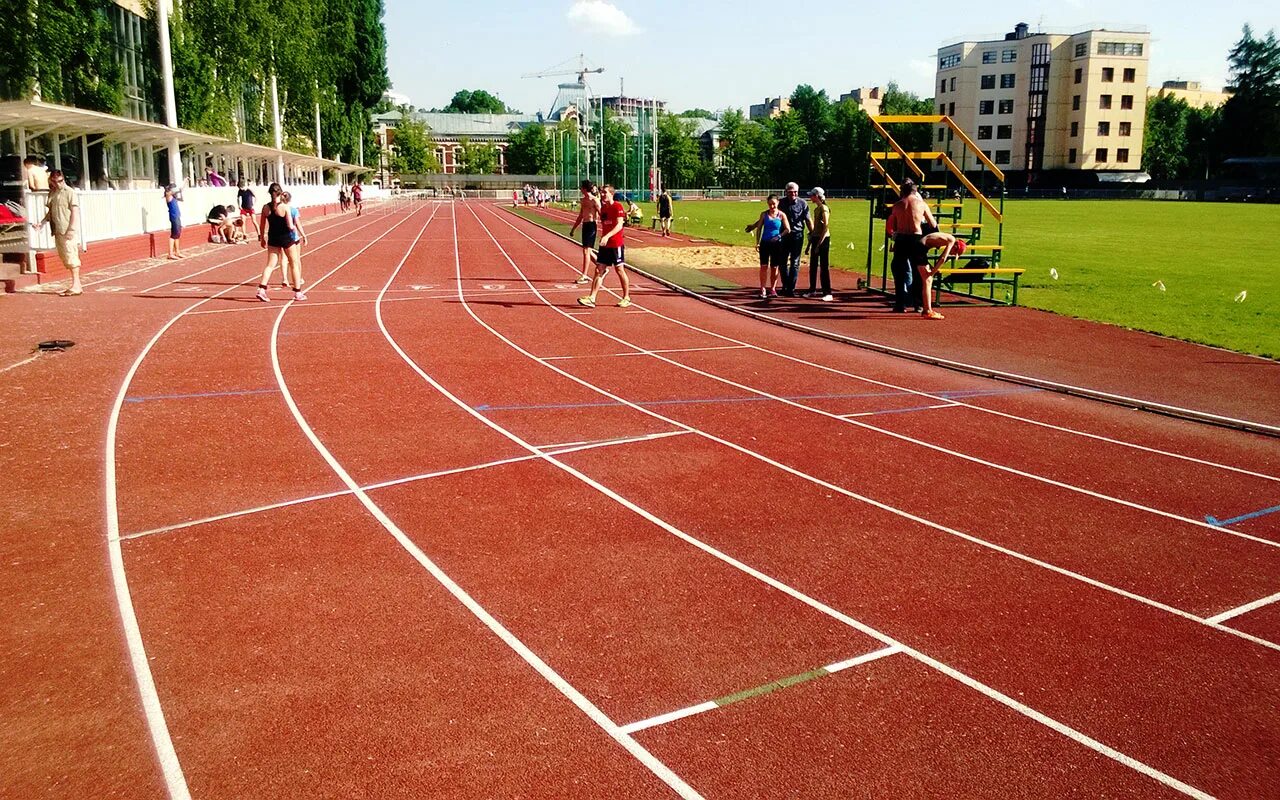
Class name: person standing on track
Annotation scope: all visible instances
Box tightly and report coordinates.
[39,170,82,296]
[164,184,184,260]
[255,185,295,302]
[803,187,833,301]
[576,184,631,309]
[777,181,809,296]
[885,179,943,318]
[657,189,673,237]
[281,190,309,301]
[351,181,364,216]
[745,193,790,300]
[237,180,259,237]
[567,180,601,285]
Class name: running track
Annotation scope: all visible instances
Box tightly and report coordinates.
[3,198,1279,798]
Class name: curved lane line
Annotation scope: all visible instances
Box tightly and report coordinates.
[102,206,404,800]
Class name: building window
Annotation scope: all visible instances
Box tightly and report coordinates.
[1000,73,1016,89]
[994,150,1011,164]
[1098,121,1110,136]
[1121,94,1134,110]
[1073,95,1081,111]
[950,77,956,91]
[939,80,946,94]
[1117,148,1130,163]
[996,125,1013,139]
[947,102,954,116]
[1119,121,1132,136]
[1102,67,1115,82]
[1002,49,1017,63]
[1123,67,1136,82]
[998,99,1014,114]
[938,128,946,142]
[981,74,996,89]
[1074,68,1083,84]
[977,125,993,140]
[1098,42,1143,56]
[1096,147,1109,162]
[939,103,946,114]
[982,50,997,64]
[939,53,962,69]
[1074,42,1087,58]
[983,151,993,160]
[1068,148,1077,163]
[979,100,994,115]
[1100,94,1113,109]
[1070,121,1078,136]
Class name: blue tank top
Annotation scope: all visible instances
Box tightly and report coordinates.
[761,213,783,242]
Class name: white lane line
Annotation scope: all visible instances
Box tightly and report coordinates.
[535,430,689,451]
[473,205,1280,655]
[452,204,1215,799]
[841,403,961,418]
[101,205,410,800]
[488,207,1280,484]
[1206,590,1280,624]
[544,345,749,362]
[0,354,40,374]
[825,644,904,673]
[618,703,718,736]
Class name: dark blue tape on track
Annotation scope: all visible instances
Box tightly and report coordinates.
[1205,504,1280,527]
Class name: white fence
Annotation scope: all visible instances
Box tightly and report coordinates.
[21,183,386,257]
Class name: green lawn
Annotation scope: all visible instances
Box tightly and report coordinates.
[615,198,1276,358]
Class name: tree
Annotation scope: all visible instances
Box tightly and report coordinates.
[456,138,498,174]
[1142,93,1190,180]
[599,110,632,188]
[879,82,935,152]
[656,112,701,188]
[1186,103,1223,179]
[1220,25,1280,157]
[826,99,873,189]
[4,0,124,113]
[788,85,833,187]
[679,108,715,119]
[506,123,554,174]
[443,89,513,114]
[765,112,807,186]
[390,116,439,174]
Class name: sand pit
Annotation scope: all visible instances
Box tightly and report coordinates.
[632,245,761,270]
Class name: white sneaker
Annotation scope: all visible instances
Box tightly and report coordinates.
[293,291,307,301]
[255,288,269,302]
[822,294,834,302]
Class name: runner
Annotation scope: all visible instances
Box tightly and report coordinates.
[576,184,631,309]
[237,180,259,236]
[803,187,833,301]
[164,184,183,260]
[281,191,309,301]
[885,179,940,317]
[745,194,790,300]
[255,186,294,302]
[567,180,600,284]
[351,181,364,216]
[657,189,673,237]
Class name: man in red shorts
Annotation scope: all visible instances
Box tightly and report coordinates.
[576,184,631,308]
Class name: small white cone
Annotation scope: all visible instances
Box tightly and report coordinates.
[1049,268,1059,280]
[1234,290,1247,303]
[846,242,855,250]
[1153,280,1166,292]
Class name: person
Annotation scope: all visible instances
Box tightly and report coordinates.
[885,179,941,318]
[351,181,363,215]
[228,207,248,243]
[657,189,673,237]
[281,191,309,301]
[164,184,184,260]
[576,184,631,308]
[206,203,234,243]
[205,165,227,187]
[803,187,833,301]
[24,156,50,192]
[255,185,295,302]
[237,180,259,236]
[39,170,82,296]
[567,180,600,285]
[776,182,809,297]
[622,194,643,225]
[916,225,967,319]
[512,189,520,207]
[745,194,790,300]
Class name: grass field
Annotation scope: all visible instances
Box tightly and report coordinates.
[606,198,1277,358]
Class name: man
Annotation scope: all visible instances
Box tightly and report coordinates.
[657,189,673,237]
[39,170,82,296]
[351,181,363,216]
[576,184,631,309]
[567,180,600,285]
[24,156,50,192]
[885,179,942,318]
[803,187,833,301]
[164,184,184,260]
[777,182,809,296]
[237,180,259,236]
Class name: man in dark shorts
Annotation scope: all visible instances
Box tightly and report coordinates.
[577,184,631,308]
[237,181,259,236]
[885,179,940,317]
[567,179,601,284]
[657,189,673,236]
[164,184,183,259]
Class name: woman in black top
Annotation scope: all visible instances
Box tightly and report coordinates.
[254,184,294,302]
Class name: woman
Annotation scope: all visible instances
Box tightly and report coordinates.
[744,194,790,299]
[281,191,309,301]
[255,184,294,302]
[804,187,833,301]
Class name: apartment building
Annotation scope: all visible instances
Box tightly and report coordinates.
[748,97,790,120]
[935,22,1150,178]
[839,87,883,117]
[1148,80,1233,108]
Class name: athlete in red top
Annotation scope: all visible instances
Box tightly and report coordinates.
[576,184,631,308]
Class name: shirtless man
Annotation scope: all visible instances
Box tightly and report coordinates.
[886,180,944,319]
[567,180,600,284]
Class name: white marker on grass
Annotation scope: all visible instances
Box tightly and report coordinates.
[1049,268,1059,280]
[1235,290,1247,303]
[1152,280,1166,292]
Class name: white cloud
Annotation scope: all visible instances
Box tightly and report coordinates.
[567,1,641,37]
[909,58,935,78]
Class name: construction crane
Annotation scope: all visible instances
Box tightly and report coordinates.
[520,53,604,84]
[524,55,606,187]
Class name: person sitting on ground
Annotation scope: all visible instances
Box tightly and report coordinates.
[227,206,248,243]
[206,203,234,243]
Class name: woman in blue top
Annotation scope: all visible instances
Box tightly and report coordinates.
[164,184,183,260]
[280,191,309,300]
[745,194,791,299]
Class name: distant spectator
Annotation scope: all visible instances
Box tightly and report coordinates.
[165,184,184,260]
[205,165,227,187]
[24,156,50,192]
[777,181,809,296]
[804,187,832,301]
[657,189,673,237]
[39,170,82,296]
[237,181,259,236]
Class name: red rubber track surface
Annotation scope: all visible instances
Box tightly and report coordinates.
[2,198,1278,799]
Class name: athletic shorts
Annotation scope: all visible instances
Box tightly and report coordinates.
[596,246,624,268]
[581,221,597,249]
[759,238,785,268]
[892,233,928,269]
[240,207,253,217]
[170,221,182,240]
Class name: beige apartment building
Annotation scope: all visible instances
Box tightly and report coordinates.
[1148,80,1233,108]
[935,22,1150,178]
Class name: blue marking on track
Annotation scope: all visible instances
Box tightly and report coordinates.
[1205,504,1280,527]
[474,387,1040,413]
[124,388,278,403]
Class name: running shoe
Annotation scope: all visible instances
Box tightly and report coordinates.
[576,296,596,308]
[575,276,590,284]
[759,289,768,300]
[821,294,834,302]
[768,288,779,298]
[923,310,945,320]
[293,291,307,301]
[617,297,632,308]
[255,288,269,302]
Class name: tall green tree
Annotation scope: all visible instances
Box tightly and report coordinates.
[788,84,833,187]
[765,112,807,186]
[879,82,935,152]
[1142,93,1190,180]
[1220,25,1280,157]
[390,117,439,173]
[456,138,498,174]
[506,123,554,174]
[3,0,123,113]
[656,112,701,188]
[1186,103,1223,179]
[678,108,715,119]
[443,89,513,114]
[825,99,873,189]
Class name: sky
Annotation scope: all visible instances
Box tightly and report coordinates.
[385,1,1280,116]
